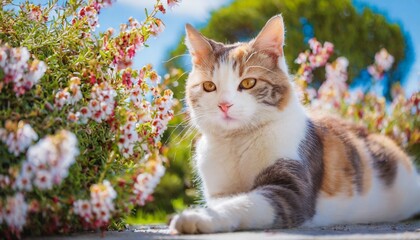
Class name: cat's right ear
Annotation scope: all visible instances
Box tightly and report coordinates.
[185,24,213,65]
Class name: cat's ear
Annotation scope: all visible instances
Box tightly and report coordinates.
[252,15,285,56]
[185,24,213,65]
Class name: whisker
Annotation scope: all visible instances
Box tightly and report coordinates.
[163,54,190,64]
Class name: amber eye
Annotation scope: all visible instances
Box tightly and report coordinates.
[239,78,257,90]
[203,81,216,92]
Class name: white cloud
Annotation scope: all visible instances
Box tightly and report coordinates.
[118,0,229,20]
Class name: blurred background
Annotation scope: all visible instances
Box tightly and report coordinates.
[95,0,420,224]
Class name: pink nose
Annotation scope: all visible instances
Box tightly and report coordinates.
[218,102,233,113]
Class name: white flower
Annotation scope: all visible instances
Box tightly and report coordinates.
[133,163,165,206]
[25,130,78,190]
[375,48,394,71]
[0,46,47,96]
[68,112,79,122]
[54,90,70,109]
[24,60,47,86]
[68,83,83,104]
[0,174,11,188]
[14,175,32,191]
[79,107,91,124]
[0,122,38,156]
[27,137,57,168]
[3,193,28,231]
[73,200,92,222]
[34,170,53,190]
[89,99,100,112]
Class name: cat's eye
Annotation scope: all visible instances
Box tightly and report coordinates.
[239,78,257,90]
[203,81,216,92]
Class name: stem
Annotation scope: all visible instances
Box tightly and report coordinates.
[98,150,116,182]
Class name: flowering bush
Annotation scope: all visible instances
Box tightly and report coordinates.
[295,38,420,159]
[0,0,179,238]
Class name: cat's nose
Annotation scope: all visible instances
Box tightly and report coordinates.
[218,102,233,113]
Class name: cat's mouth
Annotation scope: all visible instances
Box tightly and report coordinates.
[222,115,235,121]
[220,112,236,121]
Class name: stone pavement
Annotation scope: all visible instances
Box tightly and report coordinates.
[29,221,420,240]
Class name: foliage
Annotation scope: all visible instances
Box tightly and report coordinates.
[0,0,180,238]
[295,38,420,162]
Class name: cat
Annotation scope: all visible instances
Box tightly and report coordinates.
[168,15,420,234]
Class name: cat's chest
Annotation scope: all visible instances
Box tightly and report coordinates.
[195,132,298,199]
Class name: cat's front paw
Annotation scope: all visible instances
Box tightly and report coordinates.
[169,208,222,234]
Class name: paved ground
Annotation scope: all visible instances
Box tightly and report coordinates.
[29,220,420,240]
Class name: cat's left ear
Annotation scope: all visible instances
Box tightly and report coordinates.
[251,15,285,56]
[185,24,213,66]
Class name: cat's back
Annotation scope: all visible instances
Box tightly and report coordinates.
[306,114,420,226]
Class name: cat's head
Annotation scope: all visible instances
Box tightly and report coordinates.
[185,15,295,135]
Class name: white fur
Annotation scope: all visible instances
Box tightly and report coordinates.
[170,57,309,233]
[169,191,275,233]
[306,162,420,226]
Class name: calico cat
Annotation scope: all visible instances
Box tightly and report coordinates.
[169,15,420,234]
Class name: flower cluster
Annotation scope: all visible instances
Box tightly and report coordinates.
[92,0,115,12]
[22,4,48,22]
[54,77,83,109]
[295,41,419,151]
[0,121,38,156]
[133,160,165,206]
[73,180,117,227]
[104,17,145,70]
[151,89,174,142]
[73,6,99,32]
[104,2,168,70]
[72,0,114,32]
[315,57,349,109]
[295,38,334,84]
[367,48,395,80]
[85,82,116,123]
[0,193,28,238]
[15,130,79,191]
[0,45,47,96]
[118,115,140,158]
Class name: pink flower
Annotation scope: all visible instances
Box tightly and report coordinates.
[73,200,92,222]
[25,130,79,190]
[133,163,165,206]
[0,121,38,156]
[367,48,394,80]
[2,193,28,233]
[73,6,99,31]
[167,0,181,9]
[79,107,92,124]
[54,90,70,109]
[375,48,394,71]
[25,4,48,22]
[0,46,46,96]
[68,112,79,122]
[150,19,165,36]
[74,180,116,225]
[295,52,307,64]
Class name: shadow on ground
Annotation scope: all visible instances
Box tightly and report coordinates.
[28,220,420,240]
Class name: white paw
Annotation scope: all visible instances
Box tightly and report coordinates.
[169,208,222,234]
